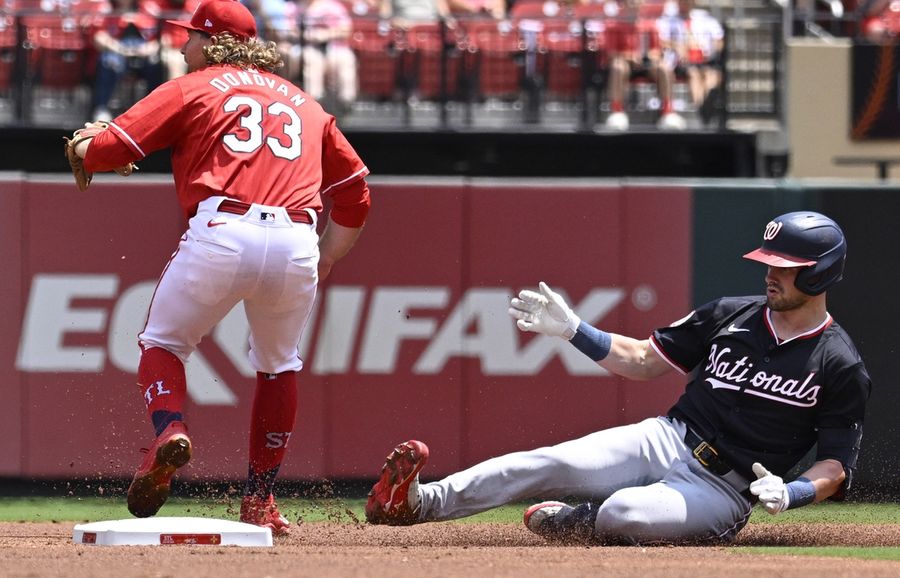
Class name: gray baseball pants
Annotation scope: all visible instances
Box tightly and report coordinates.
[416,416,753,543]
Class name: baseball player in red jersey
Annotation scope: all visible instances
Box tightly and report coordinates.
[70,0,371,534]
[366,212,870,545]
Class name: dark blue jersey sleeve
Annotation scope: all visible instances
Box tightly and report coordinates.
[652,296,764,374]
[814,332,871,470]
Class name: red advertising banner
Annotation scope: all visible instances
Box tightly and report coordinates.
[4,176,691,481]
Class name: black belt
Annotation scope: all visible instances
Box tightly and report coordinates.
[683,428,750,493]
[684,428,732,476]
[218,199,314,224]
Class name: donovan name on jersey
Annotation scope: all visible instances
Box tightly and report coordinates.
[208,70,307,108]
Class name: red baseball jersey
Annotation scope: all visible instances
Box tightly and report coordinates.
[84,64,370,224]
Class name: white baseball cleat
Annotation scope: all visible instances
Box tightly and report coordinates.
[605,111,629,131]
[658,111,687,131]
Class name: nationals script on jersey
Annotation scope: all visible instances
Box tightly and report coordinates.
[84,64,369,221]
[652,296,870,480]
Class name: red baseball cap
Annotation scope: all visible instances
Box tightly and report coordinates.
[167,0,257,41]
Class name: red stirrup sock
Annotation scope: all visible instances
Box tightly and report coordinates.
[137,347,187,436]
[610,100,625,113]
[246,371,298,497]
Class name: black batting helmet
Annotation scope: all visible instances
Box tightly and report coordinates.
[743,211,847,296]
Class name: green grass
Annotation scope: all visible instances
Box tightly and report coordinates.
[0,497,363,524]
[2,497,899,525]
[738,547,900,561]
[746,501,900,525]
[0,496,519,524]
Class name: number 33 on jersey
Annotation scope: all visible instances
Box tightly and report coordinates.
[82,65,369,220]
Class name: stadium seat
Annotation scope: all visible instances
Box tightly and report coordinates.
[539,18,584,101]
[0,15,16,92]
[350,17,398,100]
[22,14,88,90]
[397,22,461,101]
[459,18,523,100]
[638,0,666,20]
[572,2,608,52]
[17,13,90,124]
[509,0,567,19]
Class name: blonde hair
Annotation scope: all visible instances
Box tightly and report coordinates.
[203,32,284,72]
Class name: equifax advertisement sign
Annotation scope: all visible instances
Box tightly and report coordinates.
[1,177,691,479]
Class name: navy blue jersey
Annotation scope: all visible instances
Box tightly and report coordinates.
[654,296,870,481]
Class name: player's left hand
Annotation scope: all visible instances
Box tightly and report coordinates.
[508,282,580,339]
[750,462,789,515]
[63,121,136,191]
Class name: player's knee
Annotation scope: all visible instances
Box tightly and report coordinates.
[139,339,193,364]
[595,490,655,542]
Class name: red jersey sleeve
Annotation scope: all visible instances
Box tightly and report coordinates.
[83,80,185,173]
[321,117,370,228]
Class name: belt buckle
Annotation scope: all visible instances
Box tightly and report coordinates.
[692,441,718,467]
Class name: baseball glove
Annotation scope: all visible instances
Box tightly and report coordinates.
[63,121,136,191]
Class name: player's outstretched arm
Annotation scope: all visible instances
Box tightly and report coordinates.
[599,335,671,381]
[509,282,671,381]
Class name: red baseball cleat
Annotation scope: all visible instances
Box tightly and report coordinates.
[127,421,192,518]
[364,440,429,525]
[240,494,291,535]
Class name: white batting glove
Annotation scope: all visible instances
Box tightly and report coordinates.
[750,462,790,515]
[508,282,581,339]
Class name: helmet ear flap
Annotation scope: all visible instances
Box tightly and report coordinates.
[796,269,826,296]
[795,251,846,296]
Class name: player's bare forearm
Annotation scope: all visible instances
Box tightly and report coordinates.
[75,137,91,159]
[599,336,672,381]
[798,459,846,502]
[317,217,363,281]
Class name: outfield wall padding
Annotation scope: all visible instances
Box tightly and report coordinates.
[3,175,896,496]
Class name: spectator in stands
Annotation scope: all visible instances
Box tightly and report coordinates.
[245,0,303,80]
[380,0,454,29]
[448,0,505,19]
[299,0,358,117]
[380,0,456,102]
[344,0,380,16]
[90,0,163,121]
[597,0,685,131]
[509,0,569,18]
[143,0,201,80]
[683,1,723,124]
[654,0,688,125]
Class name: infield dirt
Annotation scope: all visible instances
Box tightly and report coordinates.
[0,521,899,577]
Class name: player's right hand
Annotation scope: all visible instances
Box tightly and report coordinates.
[508,282,581,339]
[750,462,790,515]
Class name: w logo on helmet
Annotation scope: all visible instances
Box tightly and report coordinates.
[763,221,783,240]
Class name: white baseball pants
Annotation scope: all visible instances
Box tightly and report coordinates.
[139,196,319,374]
